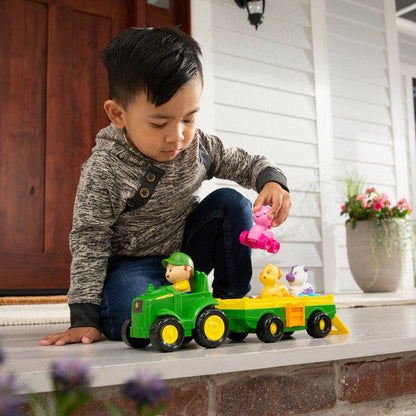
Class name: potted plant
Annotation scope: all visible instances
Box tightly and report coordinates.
[340,180,414,292]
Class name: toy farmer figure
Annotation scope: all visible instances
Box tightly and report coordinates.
[162,252,194,293]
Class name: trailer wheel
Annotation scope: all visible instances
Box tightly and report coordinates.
[306,311,332,338]
[149,316,184,352]
[183,336,193,345]
[193,308,229,348]
[256,314,284,343]
[121,319,150,349]
[228,332,248,341]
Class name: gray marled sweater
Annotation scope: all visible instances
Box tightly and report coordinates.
[68,124,288,330]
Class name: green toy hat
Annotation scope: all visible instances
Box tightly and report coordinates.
[162,252,194,270]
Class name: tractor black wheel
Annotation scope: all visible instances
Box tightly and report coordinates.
[149,316,184,352]
[121,319,150,349]
[193,308,229,349]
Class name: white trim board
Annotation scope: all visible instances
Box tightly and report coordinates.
[311,0,338,293]
[385,0,409,201]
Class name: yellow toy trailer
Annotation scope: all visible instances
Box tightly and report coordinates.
[217,295,349,342]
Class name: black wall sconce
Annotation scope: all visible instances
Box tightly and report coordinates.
[235,0,265,30]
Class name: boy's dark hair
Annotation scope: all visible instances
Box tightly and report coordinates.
[102,26,203,108]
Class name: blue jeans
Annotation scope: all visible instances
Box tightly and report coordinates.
[101,188,253,340]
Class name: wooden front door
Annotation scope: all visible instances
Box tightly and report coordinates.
[0,0,190,294]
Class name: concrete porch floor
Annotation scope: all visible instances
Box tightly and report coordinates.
[1,301,416,394]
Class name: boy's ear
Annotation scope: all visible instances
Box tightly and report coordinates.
[104,99,126,128]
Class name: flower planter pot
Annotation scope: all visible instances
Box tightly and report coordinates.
[346,219,411,292]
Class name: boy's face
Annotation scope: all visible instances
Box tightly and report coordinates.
[105,76,202,162]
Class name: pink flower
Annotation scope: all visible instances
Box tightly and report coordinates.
[397,198,413,213]
[342,186,413,222]
[356,194,367,204]
[380,193,391,206]
[373,201,383,211]
[398,198,408,207]
[373,194,390,208]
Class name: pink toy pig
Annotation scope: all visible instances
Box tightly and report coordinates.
[239,206,280,254]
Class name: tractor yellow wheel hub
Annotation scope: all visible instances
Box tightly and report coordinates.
[204,315,225,341]
[162,325,178,344]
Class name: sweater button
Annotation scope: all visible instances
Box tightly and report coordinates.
[139,187,150,198]
[146,172,156,182]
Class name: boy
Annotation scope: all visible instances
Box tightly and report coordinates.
[40,27,291,346]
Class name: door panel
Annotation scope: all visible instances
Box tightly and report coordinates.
[0,0,190,293]
[130,0,190,32]
[0,0,127,292]
[44,4,113,255]
[0,0,47,254]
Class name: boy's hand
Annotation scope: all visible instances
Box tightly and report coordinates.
[39,327,104,346]
[253,182,291,227]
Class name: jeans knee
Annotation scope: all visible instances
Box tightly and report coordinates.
[209,188,252,213]
[207,189,253,231]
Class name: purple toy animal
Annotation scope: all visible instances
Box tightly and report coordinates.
[239,206,280,254]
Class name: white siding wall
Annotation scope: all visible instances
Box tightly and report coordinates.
[325,0,396,291]
[193,0,320,295]
[191,0,414,294]
[398,29,416,288]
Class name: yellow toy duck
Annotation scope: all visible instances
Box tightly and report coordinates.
[259,264,290,298]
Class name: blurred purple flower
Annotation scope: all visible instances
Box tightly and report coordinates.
[0,337,5,366]
[0,374,25,416]
[51,357,91,391]
[121,372,169,408]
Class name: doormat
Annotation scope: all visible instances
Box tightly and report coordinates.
[333,291,416,308]
[0,295,68,305]
[0,303,70,326]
